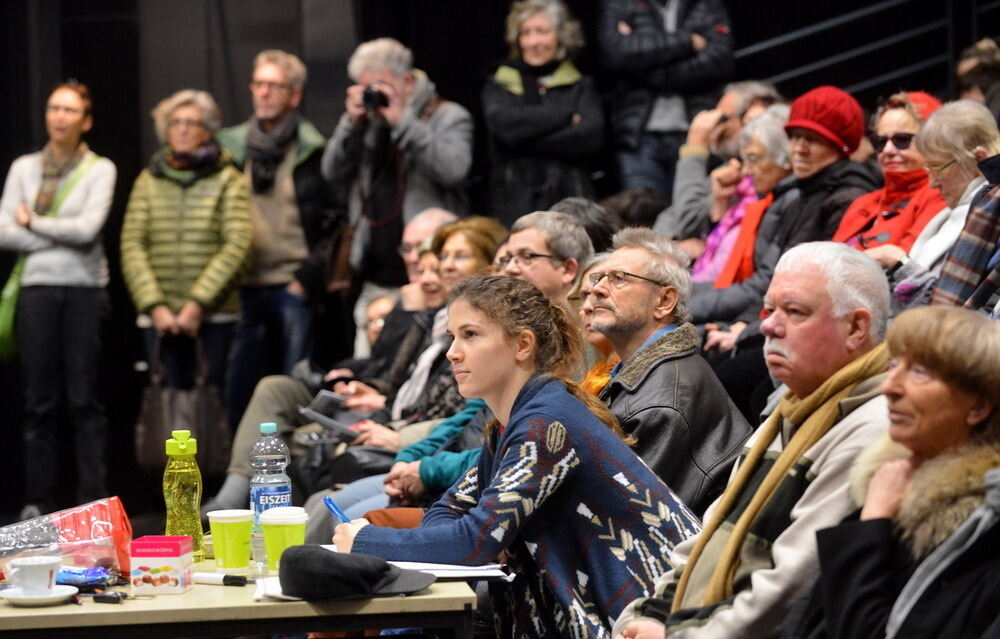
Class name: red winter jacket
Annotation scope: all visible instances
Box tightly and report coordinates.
[833,169,946,251]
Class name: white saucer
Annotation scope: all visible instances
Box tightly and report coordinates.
[0,584,78,607]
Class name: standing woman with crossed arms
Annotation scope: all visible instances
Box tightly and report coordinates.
[0,81,117,520]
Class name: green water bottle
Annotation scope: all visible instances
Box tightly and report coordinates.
[164,429,204,562]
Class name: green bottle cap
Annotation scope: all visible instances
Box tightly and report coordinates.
[165,429,198,456]
[259,422,277,434]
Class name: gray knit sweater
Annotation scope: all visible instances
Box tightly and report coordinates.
[0,150,117,287]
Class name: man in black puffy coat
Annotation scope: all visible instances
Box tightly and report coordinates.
[598,0,734,197]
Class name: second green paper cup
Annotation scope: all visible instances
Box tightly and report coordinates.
[260,506,307,573]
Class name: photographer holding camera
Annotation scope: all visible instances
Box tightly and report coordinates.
[323,38,473,358]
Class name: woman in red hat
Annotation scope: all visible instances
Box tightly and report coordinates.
[832,92,947,250]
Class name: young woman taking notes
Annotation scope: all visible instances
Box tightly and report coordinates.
[334,275,699,638]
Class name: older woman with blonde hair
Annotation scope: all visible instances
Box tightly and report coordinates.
[121,89,251,392]
[785,305,1000,639]
[482,0,603,225]
[865,100,1000,309]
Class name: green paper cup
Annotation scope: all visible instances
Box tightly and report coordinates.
[260,506,307,573]
[207,509,253,574]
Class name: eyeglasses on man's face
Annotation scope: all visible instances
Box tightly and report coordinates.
[497,252,555,269]
[588,270,668,289]
[249,80,292,92]
[870,132,915,153]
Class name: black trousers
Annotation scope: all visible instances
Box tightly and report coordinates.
[18,285,109,506]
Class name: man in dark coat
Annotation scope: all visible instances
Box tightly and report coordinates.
[598,0,734,196]
[585,227,750,515]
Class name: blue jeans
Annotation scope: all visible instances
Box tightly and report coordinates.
[615,130,685,196]
[226,285,312,429]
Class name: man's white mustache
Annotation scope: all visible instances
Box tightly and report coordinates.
[764,338,789,358]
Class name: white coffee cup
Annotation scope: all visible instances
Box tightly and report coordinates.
[9,556,62,596]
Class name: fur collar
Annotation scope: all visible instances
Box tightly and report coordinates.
[850,435,1000,558]
[609,322,699,390]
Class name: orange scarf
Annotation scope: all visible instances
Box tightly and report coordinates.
[581,353,620,396]
[713,192,774,289]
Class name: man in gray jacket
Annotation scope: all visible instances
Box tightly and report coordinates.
[322,37,472,358]
[584,227,750,515]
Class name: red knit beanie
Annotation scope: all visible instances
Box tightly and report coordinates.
[785,86,865,156]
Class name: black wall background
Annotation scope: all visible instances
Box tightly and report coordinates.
[0,0,994,519]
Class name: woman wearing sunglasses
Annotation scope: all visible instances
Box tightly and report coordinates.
[832,91,947,250]
[864,100,1000,310]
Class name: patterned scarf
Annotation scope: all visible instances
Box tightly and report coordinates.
[245,113,298,193]
[150,141,223,187]
[34,142,88,215]
[672,343,889,610]
[930,178,1000,309]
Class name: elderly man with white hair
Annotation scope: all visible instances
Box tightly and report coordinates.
[614,241,891,639]
[322,37,473,358]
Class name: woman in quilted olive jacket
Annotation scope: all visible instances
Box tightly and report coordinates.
[121,89,251,390]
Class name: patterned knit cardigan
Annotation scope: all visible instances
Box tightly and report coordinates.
[120,163,251,315]
[352,375,701,638]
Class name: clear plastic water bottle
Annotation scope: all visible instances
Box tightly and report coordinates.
[249,422,291,569]
[164,429,204,562]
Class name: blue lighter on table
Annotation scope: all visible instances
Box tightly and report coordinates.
[323,496,351,523]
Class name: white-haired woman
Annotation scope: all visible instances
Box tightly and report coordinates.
[482,0,603,226]
[864,100,1000,309]
[0,81,116,518]
[121,89,251,392]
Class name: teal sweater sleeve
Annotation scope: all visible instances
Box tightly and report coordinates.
[393,398,486,464]
[419,448,482,491]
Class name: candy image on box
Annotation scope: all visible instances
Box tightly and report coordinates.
[129,535,192,594]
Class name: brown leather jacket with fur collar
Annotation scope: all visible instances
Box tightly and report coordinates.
[599,322,750,515]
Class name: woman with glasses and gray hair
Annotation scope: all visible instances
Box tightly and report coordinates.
[482,0,603,226]
[864,100,1000,310]
[121,89,251,393]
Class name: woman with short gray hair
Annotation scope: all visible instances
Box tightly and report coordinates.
[689,104,791,285]
[121,89,252,394]
[865,100,1000,310]
[482,0,603,226]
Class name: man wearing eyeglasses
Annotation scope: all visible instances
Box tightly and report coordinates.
[217,49,340,429]
[583,227,749,515]
[499,211,594,308]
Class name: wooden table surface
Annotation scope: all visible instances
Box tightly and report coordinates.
[0,561,477,638]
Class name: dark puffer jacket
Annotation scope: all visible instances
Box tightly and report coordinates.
[598,0,734,150]
[598,323,750,515]
[481,60,604,226]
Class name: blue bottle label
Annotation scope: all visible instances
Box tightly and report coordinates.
[250,484,292,524]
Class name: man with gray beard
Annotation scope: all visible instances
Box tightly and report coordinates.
[584,227,749,515]
[613,241,891,639]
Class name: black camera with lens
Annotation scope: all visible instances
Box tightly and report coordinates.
[362,85,389,111]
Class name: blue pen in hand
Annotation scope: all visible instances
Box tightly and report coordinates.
[323,496,351,523]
